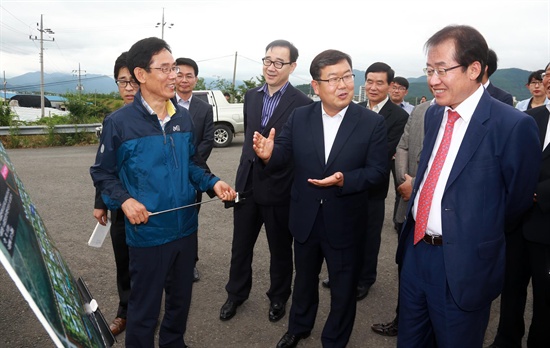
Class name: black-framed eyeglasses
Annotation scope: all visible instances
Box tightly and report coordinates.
[529,80,543,86]
[262,58,292,69]
[115,79,139,88]
[149,66,180,74]
[316,74,355,87]
[392,86,407,91]
[423,64,463,77]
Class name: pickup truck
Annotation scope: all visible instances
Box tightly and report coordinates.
[95,90,244,148]
[192,90,244,147]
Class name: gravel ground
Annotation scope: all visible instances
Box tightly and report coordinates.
[0,135,529,347]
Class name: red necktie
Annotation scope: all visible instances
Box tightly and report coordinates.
[414,110,461,245]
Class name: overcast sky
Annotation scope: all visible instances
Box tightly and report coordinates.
[1,0,549,86]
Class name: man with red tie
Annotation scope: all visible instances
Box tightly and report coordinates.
[395,25,541,347]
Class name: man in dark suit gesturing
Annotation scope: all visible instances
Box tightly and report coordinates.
[220,40,312,323]
[175,57,214,282]
[254,49,388,348]
[396,25,540,347]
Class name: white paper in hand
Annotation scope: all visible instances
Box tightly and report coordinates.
[88,219,111,248]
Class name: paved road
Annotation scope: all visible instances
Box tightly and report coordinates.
[0,136,526,347]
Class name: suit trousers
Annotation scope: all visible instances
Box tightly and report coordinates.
[225,194,293,303]
[125,234,196,348]
[525,240,550,347]
[358,198,385,287]
[398,232,491,348]
[110,209,131,319]
[288,209,358,348]
[492,230,530,348]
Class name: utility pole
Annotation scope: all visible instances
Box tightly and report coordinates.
[155,8,174,39]
[29,14,54,118]
[3,71,6,105]
[72,63,86,96]
[231,51,237,103]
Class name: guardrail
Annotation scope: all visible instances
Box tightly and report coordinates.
[0,124,101,136]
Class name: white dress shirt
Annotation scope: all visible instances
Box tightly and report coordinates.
[412,85,484,236]
[321,104,348,163]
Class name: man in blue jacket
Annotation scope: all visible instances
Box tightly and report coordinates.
[90,37,235,348]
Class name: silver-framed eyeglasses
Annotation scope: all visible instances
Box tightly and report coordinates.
[423,65,462,77]
[262,58,292,69]
[115,79,139,88]
[316,74,355,86]
[150,66,180,74]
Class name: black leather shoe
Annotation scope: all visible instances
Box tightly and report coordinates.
[193,266,200,282]
[219,299,242,321]
[371,318,398,336]
[276,332,310,348]
[321,278,330,288]
[356,284,370,301]
[269,302,286,322]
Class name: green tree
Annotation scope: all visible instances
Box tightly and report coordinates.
[0,104,12,126]
[207,75,265,103]
[64,92,111,123]
[195,77,207,90]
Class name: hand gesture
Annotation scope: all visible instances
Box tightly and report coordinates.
[253,128,275,162]
[307,172,344,187]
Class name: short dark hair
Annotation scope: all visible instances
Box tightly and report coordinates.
[127,37,172,84]
[527,69,545,84]
[175,57,199,76]
[486,49,498,77]
[265,40,299,63]
[546,62,550,71]
[365,62,394,84]
[114,52,129,80]
[309,49,352,81]
[425,25,488,83]
[393,76,409,89]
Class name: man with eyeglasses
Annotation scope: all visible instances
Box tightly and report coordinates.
[91,37,236,348]
[220,39,312,323]
[174,57,214,283]
[253,49,388,348]
[482,49,513,106]
[390,76,414,115]
[516,69,549,111]
[92,51,137,337]
[320,62,407,302]
[395,25,540,347]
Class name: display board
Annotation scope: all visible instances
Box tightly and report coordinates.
[0,143,114,347]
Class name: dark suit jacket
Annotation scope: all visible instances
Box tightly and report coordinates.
[189,96,214,161]
[266,101,388,249]
[524,105,550,245]
[396,90,541,311]
[358,99,408,200]
[235,84,312,205]
[486,82,513,106]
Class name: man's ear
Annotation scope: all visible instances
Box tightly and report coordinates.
[469,61,482,81]
[134,67,147,84]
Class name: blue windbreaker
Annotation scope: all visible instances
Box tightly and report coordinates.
[90,92,219,247]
